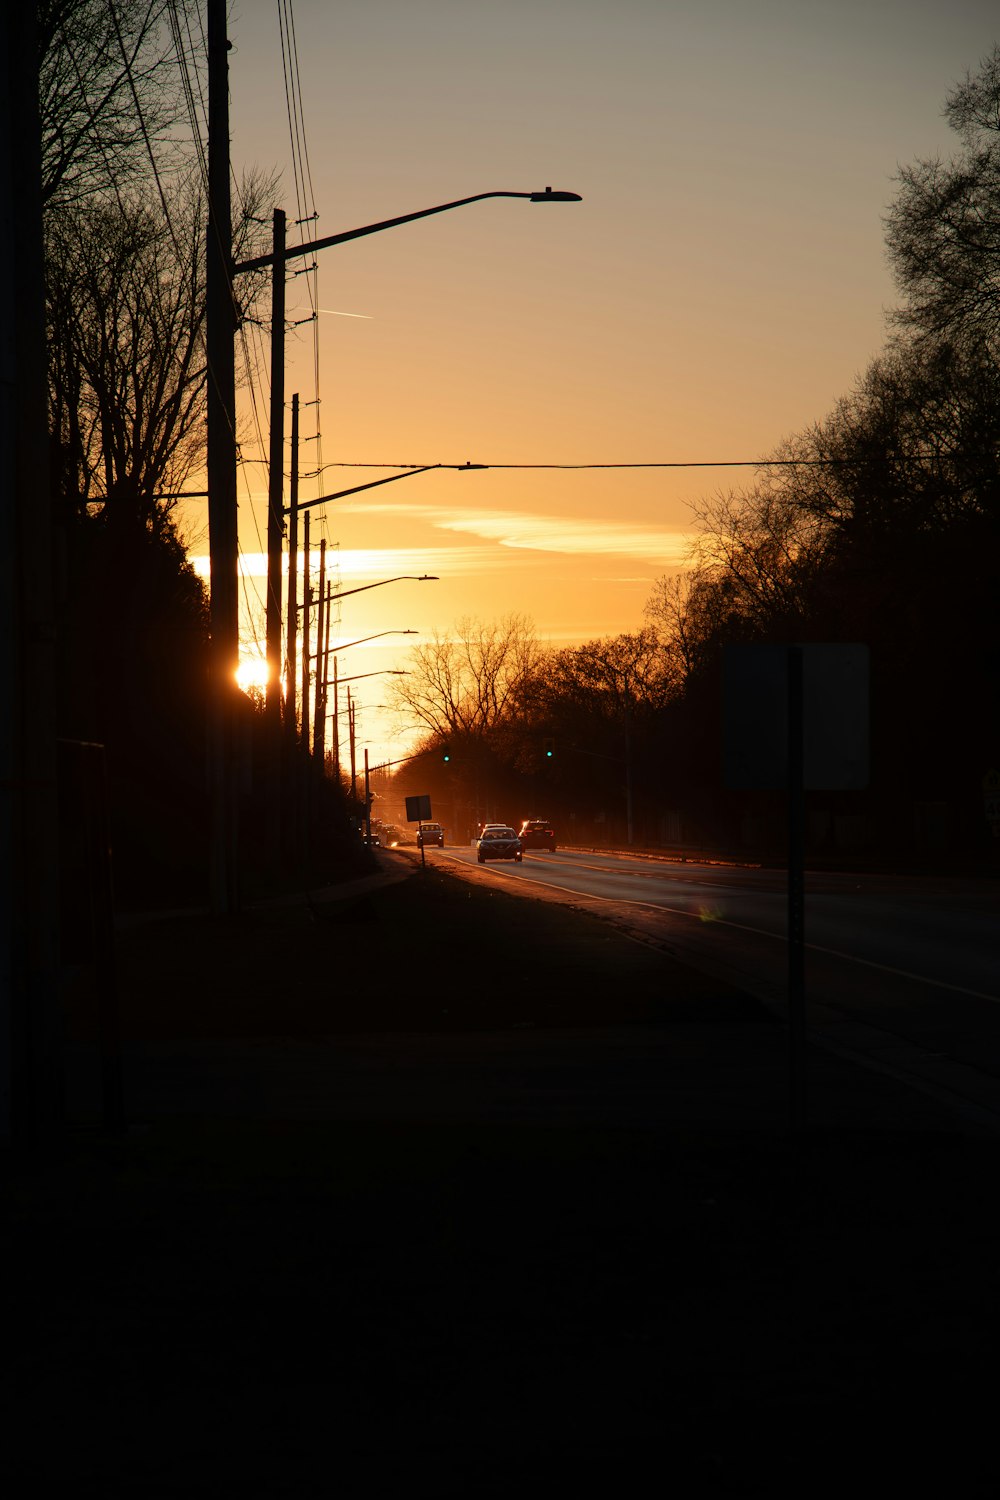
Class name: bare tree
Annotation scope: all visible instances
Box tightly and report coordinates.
[38,0,194,208]
[884,45,1000,355]
[388,615,545,740]
[689,480,826,635]
[46,169,274,531]
[643,569,719,686]
[548,631,673,722]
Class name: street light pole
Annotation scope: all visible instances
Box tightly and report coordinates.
[206,0,240,914]
[265,208,286,733]
[232,188,583,279]
[219,178,579,904]
[245,185,582,793]
[328,671,409,793]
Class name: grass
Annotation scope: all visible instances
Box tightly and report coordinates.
[9,855,1000,1490]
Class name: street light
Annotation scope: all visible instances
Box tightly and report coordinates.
[302,575,438,609]
[210,161,580,909]
[309,629,417,663]
[232,188,583,278]
[329,672,411,801]
[245,185,583,724]
[330,670,410,686]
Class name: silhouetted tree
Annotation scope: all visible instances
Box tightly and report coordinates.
[37,0,194,208]
[884,45,1000,356]
[388,615,545,740]
[45,171,273,530]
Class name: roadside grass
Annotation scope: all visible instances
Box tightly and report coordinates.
[84,859,765,1042]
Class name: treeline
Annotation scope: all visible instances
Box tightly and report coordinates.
[387,52,1000,864]
[38,3,309,902]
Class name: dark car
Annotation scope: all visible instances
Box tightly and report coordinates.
[476,827,523,863]
[416,822,445,848]
[518,820,556,852]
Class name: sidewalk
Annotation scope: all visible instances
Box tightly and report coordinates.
[9,853,1000,1492]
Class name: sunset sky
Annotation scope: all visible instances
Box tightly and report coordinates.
[186,0,996,770]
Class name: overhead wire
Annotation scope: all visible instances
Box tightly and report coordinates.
[277,0,337,660]
[279,0,325,508]
[311,454,978,471]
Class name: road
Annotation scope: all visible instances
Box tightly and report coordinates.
[419,841,1000,1128]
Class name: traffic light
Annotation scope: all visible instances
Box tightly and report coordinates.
[442,745,451,763]
[543,737,555,759]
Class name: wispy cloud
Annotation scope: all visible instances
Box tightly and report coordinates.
[340,501,696,565]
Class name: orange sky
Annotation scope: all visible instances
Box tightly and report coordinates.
[186,0,996,770]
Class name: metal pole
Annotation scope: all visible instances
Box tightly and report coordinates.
[349,690,356,802]
[312,540,326,767]
[284,394,299,739]
[787,644,806,1132]
[318,582,333,768]
[624,691,634,846]
[265,208,286,729]
[264,209,286,864]
[300,511,311,753]
[333,657,340,783]
[206,0,239,913]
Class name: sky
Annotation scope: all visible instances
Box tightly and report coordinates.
[185,0,997,771]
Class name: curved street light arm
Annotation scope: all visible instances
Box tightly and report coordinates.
[234,189,582,275]
[331,629,419,653]
[291,465,440,516]
[291,461,488,516]
[297,575,438,611]
[308,631,417,661]
[330,670,410,686]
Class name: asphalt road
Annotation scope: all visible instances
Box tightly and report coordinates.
[420,842,1000,1127]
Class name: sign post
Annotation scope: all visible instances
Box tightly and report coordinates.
[983,769,1000,839]
[405,794,433,868]
[724,643,870,1132]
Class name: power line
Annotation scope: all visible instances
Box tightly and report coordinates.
[157,447,982,501]
[290,454,978,471]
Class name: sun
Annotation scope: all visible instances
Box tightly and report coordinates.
[236,656,269,693]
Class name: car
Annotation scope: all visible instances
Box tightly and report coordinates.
[416,822,445,848]
[519,820,557,852]
[476,826,523,863]
[379,824,403,848]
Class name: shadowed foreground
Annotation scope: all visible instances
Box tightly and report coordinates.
[7,859,1000,1491]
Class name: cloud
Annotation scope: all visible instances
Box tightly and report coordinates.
[340,500,696,565]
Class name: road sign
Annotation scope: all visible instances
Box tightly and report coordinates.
[723,643,869,790]
[405,794,432,822]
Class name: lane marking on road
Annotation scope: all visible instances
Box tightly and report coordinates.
[448,854,1000,1005]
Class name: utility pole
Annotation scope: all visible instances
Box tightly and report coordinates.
[265,208,286,730]
[301,510,311,754]
[349,690,357,803]
[312,539,326,768]
[2,3,61,1141]
[321,583,333,762]
[206,0,239,913]
[333,657,340,783]
[264,211,286,865]
[284,393,299,742]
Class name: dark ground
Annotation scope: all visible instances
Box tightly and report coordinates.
[6,855,1000,1493]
